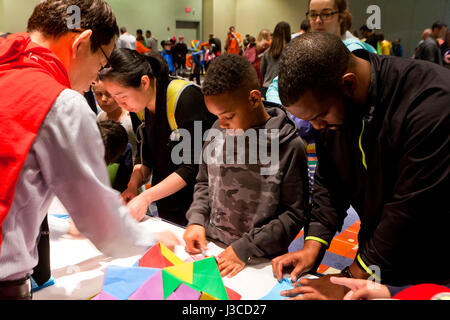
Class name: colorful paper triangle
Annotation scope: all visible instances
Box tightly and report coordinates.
[103,266,159,300]
[166,284,201,300]
[128,271,164,300]
[164,261,194,285]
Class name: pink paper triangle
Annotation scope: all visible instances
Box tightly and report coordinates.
[92,291,119,300]
[166,284,202,300]
[128,271,164,300]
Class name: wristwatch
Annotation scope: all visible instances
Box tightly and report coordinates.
[341,266,354,278]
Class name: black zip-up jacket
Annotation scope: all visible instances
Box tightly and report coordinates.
[307,50,450,286]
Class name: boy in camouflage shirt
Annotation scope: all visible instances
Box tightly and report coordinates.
[183,54,310,277]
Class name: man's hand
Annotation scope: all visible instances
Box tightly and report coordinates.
[183,224,207,254]
[217,246,245,278]
[126,193,150,222]
[156,231,182,252]
[330,277,391,300]
[271,240,322,282]
[282,275,349,300]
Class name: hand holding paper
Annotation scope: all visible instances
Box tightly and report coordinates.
[183,224,208,254]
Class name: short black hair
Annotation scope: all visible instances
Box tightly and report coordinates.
[27,0,119,53]
[98,120,128,165]
[202,54,259,96]
[278,32,351,106]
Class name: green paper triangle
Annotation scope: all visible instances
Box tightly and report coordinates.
[162,269,185,300]
[193,257,229,300]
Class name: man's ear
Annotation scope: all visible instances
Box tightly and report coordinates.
[341,73,358,98]
[249,89,262,107]
[72,30,93,59]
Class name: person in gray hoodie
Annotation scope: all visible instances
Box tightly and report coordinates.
[183,54,310,278]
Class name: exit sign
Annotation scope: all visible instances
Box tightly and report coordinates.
[186,7,191,13]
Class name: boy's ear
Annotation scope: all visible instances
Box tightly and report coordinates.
[249,89,262,107]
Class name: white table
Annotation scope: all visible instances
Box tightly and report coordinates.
[33,199,285,300]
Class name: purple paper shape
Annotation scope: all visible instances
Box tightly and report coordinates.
[128,271,164,300]
[166,284,202,300]
[92,291,119,300]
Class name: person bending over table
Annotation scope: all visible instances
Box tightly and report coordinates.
[272,32,450,300]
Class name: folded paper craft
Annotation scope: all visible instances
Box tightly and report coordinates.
[138,243,184,268]
[95,243,241,301]
[101,265,160,300]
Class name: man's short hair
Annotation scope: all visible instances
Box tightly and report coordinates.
[27,0,119,53]
[120,27,127,34]
[98,120,128,165]
[278,32,351,106]
[202,54,259,97]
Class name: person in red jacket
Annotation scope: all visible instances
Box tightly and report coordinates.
[0,0,178,300]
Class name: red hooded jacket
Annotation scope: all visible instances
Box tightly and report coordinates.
[0,33,71,253]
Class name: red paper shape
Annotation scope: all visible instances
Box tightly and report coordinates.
[225,286,241,300]
[138,243,175,268]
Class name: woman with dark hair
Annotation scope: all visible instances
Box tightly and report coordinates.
[260,21,291,99]
[306,0,376,52]
[100,49,216,226]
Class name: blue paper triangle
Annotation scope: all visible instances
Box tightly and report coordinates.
[260,278,296,300]
[103,266,159,300]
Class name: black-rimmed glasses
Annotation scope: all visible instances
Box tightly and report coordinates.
[99,46,111,71]
[306,10,339,21]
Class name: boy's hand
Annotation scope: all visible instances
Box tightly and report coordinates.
[183,224,207,254]
[217,246,245,278]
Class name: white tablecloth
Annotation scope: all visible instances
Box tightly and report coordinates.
[33,199,283,300]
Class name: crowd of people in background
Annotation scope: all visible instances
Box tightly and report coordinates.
[114,17,448,89]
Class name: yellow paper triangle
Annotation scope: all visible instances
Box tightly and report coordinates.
[200,292,218,300]
[160,243,184,266]
[164,262,194,285]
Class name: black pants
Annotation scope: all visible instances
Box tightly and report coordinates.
[0,277,32,300]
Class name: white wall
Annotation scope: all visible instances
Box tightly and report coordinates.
[1,0,39,33]
[235,0,309,38]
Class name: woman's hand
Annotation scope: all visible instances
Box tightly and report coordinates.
[121,185,139,204]
[126,193,150,222]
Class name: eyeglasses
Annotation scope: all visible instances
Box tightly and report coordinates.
[99,46,111,71]
[306,10,339,21]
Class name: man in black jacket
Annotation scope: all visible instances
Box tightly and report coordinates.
[272,32,450,300]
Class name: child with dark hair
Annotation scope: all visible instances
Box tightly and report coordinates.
[183,54,309,278]
[98,120,134,193]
